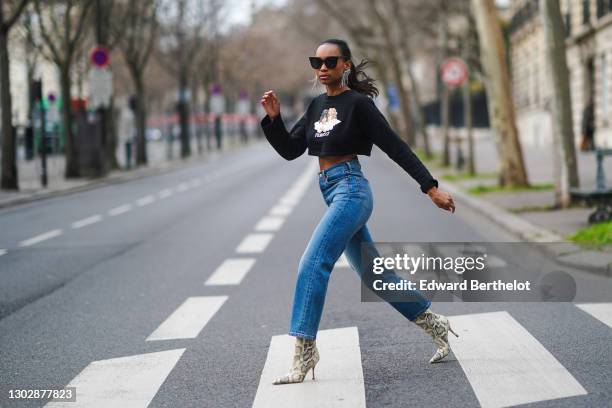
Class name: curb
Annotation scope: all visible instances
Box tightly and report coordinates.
[0,140,259,211]
[440,180,563,242]
[440,180,612,277]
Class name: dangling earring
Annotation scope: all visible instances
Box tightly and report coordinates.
[341,68,350,88]
[310,73,324,92]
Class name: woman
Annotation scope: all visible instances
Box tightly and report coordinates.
[260,38,458,385]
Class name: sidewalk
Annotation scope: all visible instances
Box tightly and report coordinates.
[0,134,262,210]
[425,126,612,276]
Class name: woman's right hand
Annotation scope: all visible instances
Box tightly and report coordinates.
[260,90,280,120]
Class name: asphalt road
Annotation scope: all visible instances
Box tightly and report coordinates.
[0,140,610,408]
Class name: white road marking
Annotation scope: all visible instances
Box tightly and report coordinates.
[71,214,102,229]
[269,159,316,214]
[236,233,274,254]
[279,196,300,206]
[19,229,63,247]
[254,216,285,232]
[205,258,256,286]
[158,188,174,199]
[108,204,132,216]
[269,205,292,217]
[176,182,190,192]
[44,349,186,408]
[576,303,612,329]
[0,249,6,257]
[253,326,366,408]
[136,195,155,207]
[449,311,587,408]
[146,296,228,341]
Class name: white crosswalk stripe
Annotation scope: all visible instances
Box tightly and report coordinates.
[253,327,366,408]
[448,311,587,408]
[335,253,350,268]
[576,303,612,329]
[146,296,227,341]
[45,349,185,407]
[205,258,256,286]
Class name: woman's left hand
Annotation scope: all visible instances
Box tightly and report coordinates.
[427,187,455,213]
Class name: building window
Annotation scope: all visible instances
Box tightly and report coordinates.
[564,13,572,37]
[597,0,612,18]
[583,0,591,24]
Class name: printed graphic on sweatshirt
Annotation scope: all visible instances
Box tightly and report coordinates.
[313,107,341,138]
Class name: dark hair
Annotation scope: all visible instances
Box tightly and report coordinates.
[320,38,379,98]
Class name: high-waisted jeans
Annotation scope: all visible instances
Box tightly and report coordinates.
[289,158,432,339]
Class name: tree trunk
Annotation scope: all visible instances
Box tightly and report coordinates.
[106,95,120,170]
[405,66,432,157]
[61,66,79,178]
[439,10,451,166]
[0,28,18,190]
[372,50,402,133]
[369,1,414,146]
[540,0,579,207]
[135,75,147,166]
[462,35,475,175]
[463,78,475,175]
[178,68,191,158]
[471,0,528,186]
[391,0,431,157]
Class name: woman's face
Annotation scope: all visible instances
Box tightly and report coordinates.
[313,43,351,86]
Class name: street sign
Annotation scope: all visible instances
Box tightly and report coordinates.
[88,67,113,108]
[440,57,468,88]
[210,94,225,114]
[90,46,110,68]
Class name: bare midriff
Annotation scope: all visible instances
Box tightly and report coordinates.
[318,154,358,171]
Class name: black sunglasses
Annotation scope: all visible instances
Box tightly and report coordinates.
[309,56,346,69]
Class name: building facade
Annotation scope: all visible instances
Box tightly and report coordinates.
[509,0,612,148]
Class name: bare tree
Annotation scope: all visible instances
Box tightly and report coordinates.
[92,0,129,171]
[113,0,158,166]
[471,0,528,186]
[540,0,579,207]
[157,0,214,158]
[0,0,30,190]
[33,0,94,178]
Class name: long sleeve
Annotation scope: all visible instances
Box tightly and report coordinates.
[260,112,307,161]
[357,97,438,194]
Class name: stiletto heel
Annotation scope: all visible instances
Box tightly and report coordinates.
[311,366,316,380]
[449,324,459,338]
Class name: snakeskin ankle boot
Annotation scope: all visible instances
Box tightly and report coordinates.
[272,336,320,385]
[414,309,459,363]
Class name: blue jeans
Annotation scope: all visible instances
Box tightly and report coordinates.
[289,158,432,339]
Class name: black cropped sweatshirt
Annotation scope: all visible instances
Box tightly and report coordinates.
[260,89,438,194]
